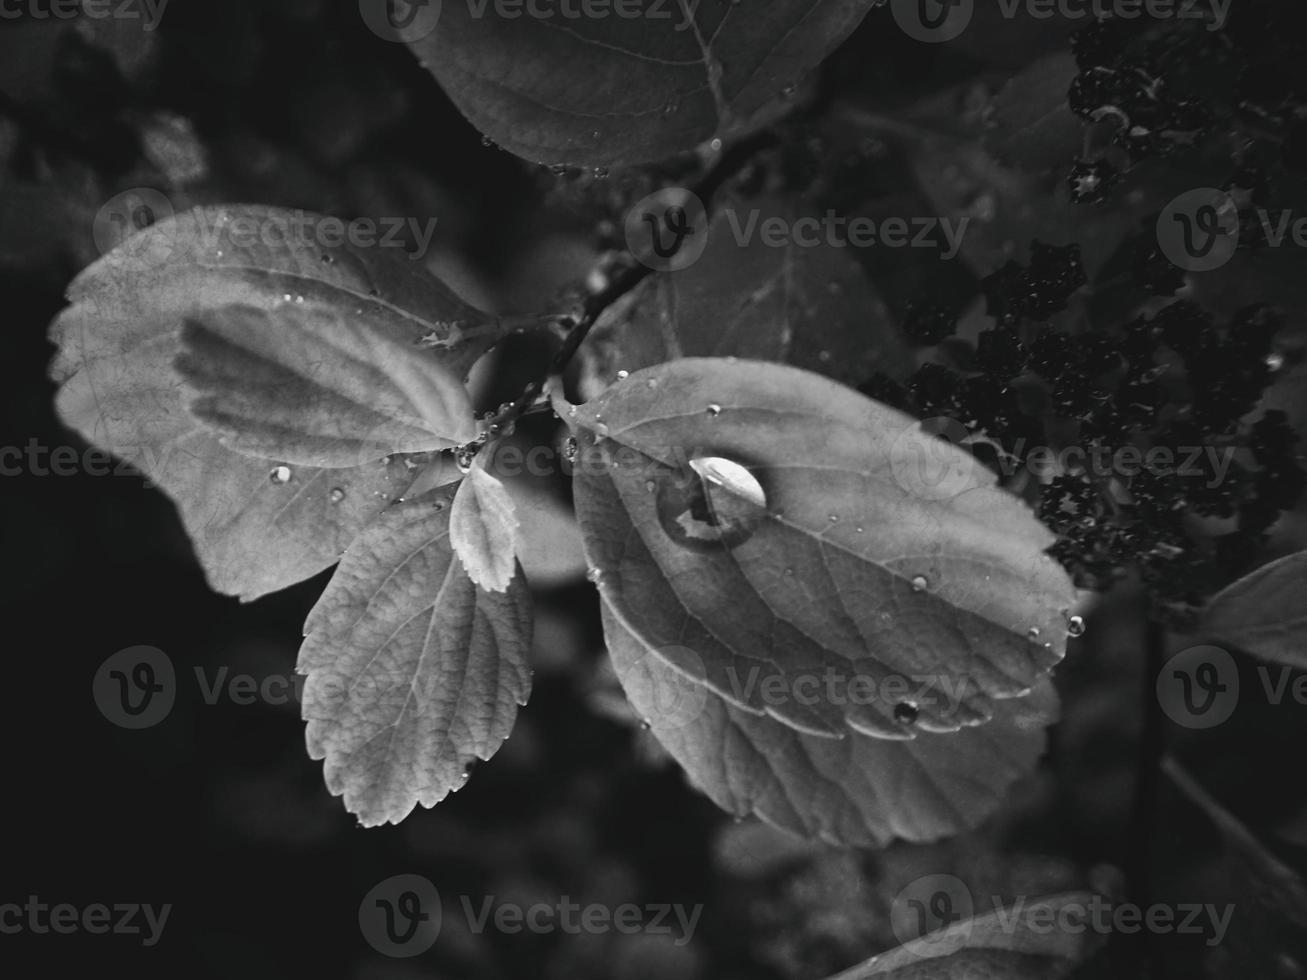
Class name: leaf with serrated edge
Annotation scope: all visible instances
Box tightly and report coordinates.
[604,601,1058,846]
[826,892,1100,979]
[571,358,1075,741]
[1199,551,1307,669]
[409,1,876,167]
[49,205,506,600]
[450,458,520,593]
[176,301,475,467]
[299,489,531,826]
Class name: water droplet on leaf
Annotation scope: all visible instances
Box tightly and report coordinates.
[911,574,929,593]
[328,487,346,504]
[894,702,919,725]
[1067,615,1086,638]
[269,465,293,485]
[656,455,768,552]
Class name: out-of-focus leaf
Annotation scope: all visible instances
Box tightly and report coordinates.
[824,892,1101,979]
[406,0,876,167]
[984,53,1083,175]
[582,196,913,398]
[1163,755,1307,978]
[1199,551,1307,669]
[299,489,532,827]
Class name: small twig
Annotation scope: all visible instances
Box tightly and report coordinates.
[1128,610,1168,978]
[462,130,779,453]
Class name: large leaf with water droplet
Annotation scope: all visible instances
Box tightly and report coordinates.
[581,196,913,398]
[823,891,1101,978]
[1198,551,1307,669]
[604,602,1057,845]
[175,301,476,467]
[569,358,1075,741]
[407,1,876,167]
[299,488,532,827]
[49,205,506,600]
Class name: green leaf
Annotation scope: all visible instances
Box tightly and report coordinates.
[407,1,876,167]
[299,488,532,827]
[604,602,1058,846]
[571,358,1075,741]
[581,196,914,398]
[449,457,520,593]
[1199,551,1307,669]
[824,892,1101,979]
[49,205,507,600]
[176,301,476,467]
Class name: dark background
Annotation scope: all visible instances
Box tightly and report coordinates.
[2,2,1306,978]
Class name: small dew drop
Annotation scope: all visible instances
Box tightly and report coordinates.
[706,404,722,417]
[269,465,293,485]
[893,702,919,725]
[595,422,611,441]
[616,370,630,381]
[646,378,659,390]
[709,137,723,153]
[1267,351,1286,372]
[586,567,605,586]
[828,515,839,523]
[911,574,929,593]
[1067,615,1087,638]
[455,447,477,474]
[328,487,346,504]
[1027,627,1041,640]
[855,526,865,534]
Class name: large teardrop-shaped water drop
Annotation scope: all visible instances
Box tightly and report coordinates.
[655,455,768,551]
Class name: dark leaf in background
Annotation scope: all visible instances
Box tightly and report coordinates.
[407,0,877,167]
